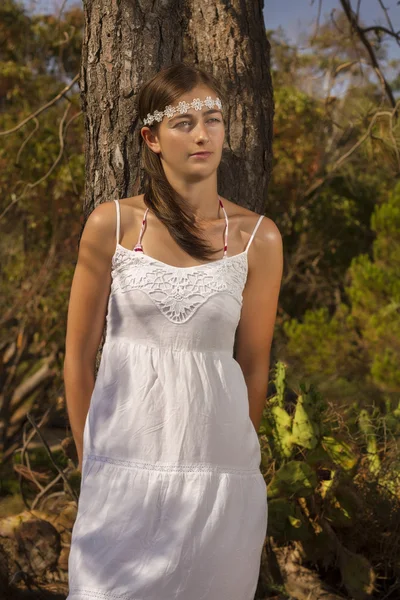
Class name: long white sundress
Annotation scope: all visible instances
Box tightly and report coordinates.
[66,195,267,600]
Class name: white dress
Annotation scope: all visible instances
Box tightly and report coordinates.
[66,196,267,600]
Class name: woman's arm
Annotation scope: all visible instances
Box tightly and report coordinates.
[63,201,117,471]
[235,217,283,433]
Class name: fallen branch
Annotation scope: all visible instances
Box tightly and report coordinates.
[25,412,78,503]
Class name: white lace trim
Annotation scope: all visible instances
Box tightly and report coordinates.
[68,590,132,600]
[85,454,261,475]
[110,247,248,324]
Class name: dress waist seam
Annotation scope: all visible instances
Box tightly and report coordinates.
[85,454,261,476]
[102,337,234,355]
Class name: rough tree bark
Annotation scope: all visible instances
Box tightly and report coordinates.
[79,0,274,222]
[80,0,275,380]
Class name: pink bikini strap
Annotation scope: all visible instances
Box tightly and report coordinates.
[133,208,149,252]
[244,215,264,253]
[133,197,229,257]
[218,196,229,258]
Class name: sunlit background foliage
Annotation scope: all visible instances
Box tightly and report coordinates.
[0,1,399,598]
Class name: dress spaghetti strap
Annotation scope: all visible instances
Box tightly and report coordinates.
[113,199,121,246]
[244,215,264,253]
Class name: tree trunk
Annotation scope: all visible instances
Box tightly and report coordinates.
[80,0,273,222]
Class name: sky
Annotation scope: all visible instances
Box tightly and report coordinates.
[24,0,400,61]
[264,0,400,61]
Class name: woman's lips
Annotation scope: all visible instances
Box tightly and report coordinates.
[190,152,212,158]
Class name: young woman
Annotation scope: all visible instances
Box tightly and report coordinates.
[64,62,283,600]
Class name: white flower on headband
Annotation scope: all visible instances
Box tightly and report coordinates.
[164,105,176,118]
[143,96,222,126]
[153,110,164,122]
[177,101,190,114]
[192,98,203,110]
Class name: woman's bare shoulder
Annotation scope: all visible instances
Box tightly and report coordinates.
[80,200,119,259]
[85,200,118,234]
[221,197,277,235]
[118,194,146,211]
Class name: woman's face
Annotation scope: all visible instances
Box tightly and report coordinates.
[141,85,225,179]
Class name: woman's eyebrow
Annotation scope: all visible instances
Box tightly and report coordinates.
[169,109,222,121]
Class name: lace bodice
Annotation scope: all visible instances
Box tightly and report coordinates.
[108,197,264,327]
[111,243,249,324]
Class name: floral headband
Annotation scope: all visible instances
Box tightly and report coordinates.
[142,96,223,126]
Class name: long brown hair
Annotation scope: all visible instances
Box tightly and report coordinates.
[137,62,227,261]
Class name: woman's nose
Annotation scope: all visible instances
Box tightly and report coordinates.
[194,123,209,141]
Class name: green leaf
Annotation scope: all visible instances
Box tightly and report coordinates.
[322,436,357,471]
[267,460,317,499]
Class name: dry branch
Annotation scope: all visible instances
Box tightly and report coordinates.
[0,74,79,138]
[339,0,398,108]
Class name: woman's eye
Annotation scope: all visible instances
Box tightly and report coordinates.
[176,118,221,127]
